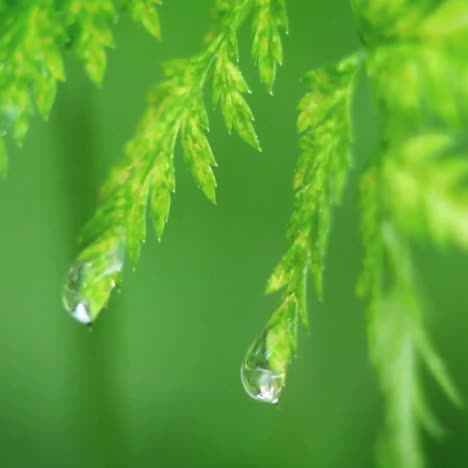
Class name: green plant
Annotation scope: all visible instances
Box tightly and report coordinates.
[1,1,467,467]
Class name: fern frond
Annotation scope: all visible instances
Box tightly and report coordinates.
[383,132,468,250]
[62,0,162,84]
[360,203,462,468]
[241,53,361,404]
[0,1,65,147]
[351,0,437,42]
[267,53,360,304]
[63,0,288,324]
[241,293,297,404]
[361,159,464,468]
[251,0,287,93]
[356,166,382,303]
[63,0,117,84]
[0,0,162,173]
[353,2,468,466]
[364,0,468,137]
[125,0,162,39]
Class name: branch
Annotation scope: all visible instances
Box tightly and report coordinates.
[241,53,361,404]
[0,0,162,173]
[63,0,288,324]
[353,1,468,466]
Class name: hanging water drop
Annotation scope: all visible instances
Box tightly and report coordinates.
[240,325,286,404]
[62,238,124,325]
[241,301,297,404]
[62,261,94,325]
[241,360,285,404]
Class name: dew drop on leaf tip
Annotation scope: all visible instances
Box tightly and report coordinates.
[240,324,288,405]
[62,261,94,325]
[241,361,285,405]
[62,241,124,325]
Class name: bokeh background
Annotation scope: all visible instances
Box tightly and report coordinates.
[1,1,467,467]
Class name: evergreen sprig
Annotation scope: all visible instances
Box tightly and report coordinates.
[63,0,287,324]
[358,163,463,468]
[63,0,117,85]
[364,0,468,138]
[247,1,468,466]
[240,53,361,403]
[1,2,468,466]
[0,0,65,174]
[0,0,161,176]
[382,133,468,250]
[355,1,467,467]
[267,54,361,303]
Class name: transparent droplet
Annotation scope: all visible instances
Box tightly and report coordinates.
[241,361,285,404]
[241,301,297,404]
[62,261,94,325]
[240,329,287,405]
[63,240,124,325]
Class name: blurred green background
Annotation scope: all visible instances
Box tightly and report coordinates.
[1,1,467,467]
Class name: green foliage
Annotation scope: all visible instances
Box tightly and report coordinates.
[63,0,117,84]
[251,0,287,93]
[63,232,125,324]
[352,1,468,467]
[358,169,462,468]
[241,293,297,404]
[0,0,65,147]
[382,133,468,250]
[247,0,468,464]
[65,0,287,323]
[365,0,468,137]
[0,0,161,172]
[126,0,162,39]
[2,1,468,467]
[252,54,361,395]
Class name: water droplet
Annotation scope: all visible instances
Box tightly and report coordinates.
[62,261,94,325]
[240,330,289,405]
[240,325,286,404]
[241,299,297,404]
[63,240,124,325]
[241,361,284,404]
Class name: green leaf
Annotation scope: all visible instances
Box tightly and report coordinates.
[415,324,463,408]
[35,75,59,120]
[128,0,162,39]
[257,52,361,404]
[351,0,434,43]
[364,222,460,468]
[64,0,116,84]
[242,293,297,394]
[251,0,288,93]
[127,176,150,266]
[64,0,288,324]
[265,294,297,375]
[64,232,125,324]
[0,0,161,172]
[182,110,217,204]
[418,0,468,44]
[281,53,359,297]
[213,43,261,149]
[356,166,382,300]
[0,2,65,143]
[383,132,468,250]
[363,1,468,137]
[241,292,297,404]
[150,155,175,241]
